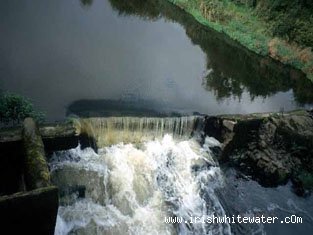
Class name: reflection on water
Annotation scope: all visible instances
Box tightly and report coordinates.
[80,0,93,7]
[108,0,313,105]
[67,99,196,117]
[0,0,312,121]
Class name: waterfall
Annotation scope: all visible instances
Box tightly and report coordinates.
[50,116,231,235]
[77,116,204,147]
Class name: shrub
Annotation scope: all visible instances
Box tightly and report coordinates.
[0,93,45,125]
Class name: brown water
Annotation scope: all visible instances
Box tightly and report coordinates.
[1,0,313,121]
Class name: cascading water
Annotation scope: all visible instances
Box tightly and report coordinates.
[49,116,231,235]
[77,116,204,147]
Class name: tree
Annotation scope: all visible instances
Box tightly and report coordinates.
[0,93,45,125]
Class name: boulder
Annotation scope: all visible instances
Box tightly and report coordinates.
[205,110,313,195]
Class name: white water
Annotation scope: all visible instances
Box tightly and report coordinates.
[50,128,231,234]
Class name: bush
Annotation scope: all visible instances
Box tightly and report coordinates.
[256,0,313,48]
[0,93,45,125]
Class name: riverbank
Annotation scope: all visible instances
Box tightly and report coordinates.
[167,0,313,82]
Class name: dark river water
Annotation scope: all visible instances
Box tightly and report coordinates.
[1,1,313,235]
[1,0,313,121]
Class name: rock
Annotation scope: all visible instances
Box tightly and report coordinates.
[204,116,236,145]
[209,110,313,193]
[259,140,267,148]
[222,120,235,132]
[204,117,224,142]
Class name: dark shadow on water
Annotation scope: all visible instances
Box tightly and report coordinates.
[80,0,93,8]
[67,99,201,118]
[218,167,313,235]
[108,0,313,105]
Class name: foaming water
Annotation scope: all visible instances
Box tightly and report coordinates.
[50,135,230,235]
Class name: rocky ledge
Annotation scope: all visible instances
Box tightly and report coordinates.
[204,109,313,196]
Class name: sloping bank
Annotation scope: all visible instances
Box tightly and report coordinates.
[167,0,313,82]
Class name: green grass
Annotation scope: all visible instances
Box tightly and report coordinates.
[167,0,313,82]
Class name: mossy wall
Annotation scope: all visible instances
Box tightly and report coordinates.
[22,118,51,190]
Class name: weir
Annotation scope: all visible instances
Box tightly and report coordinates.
[1,110,311,234]
[78,116,205,147]
[50,117,230,235]
[49,110,313,235]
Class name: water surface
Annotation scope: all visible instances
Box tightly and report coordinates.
[1,0,313,121]
[49,117,313,235]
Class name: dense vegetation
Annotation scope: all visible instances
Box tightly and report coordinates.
[169,0,313,81]
[253,0,313,47]
[0,93,45,125]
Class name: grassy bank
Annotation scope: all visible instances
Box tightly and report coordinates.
[167,0,313,82]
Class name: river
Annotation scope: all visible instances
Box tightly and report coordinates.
[1,0,313,234]
[48,116,313,235]
[1,0,313,121]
